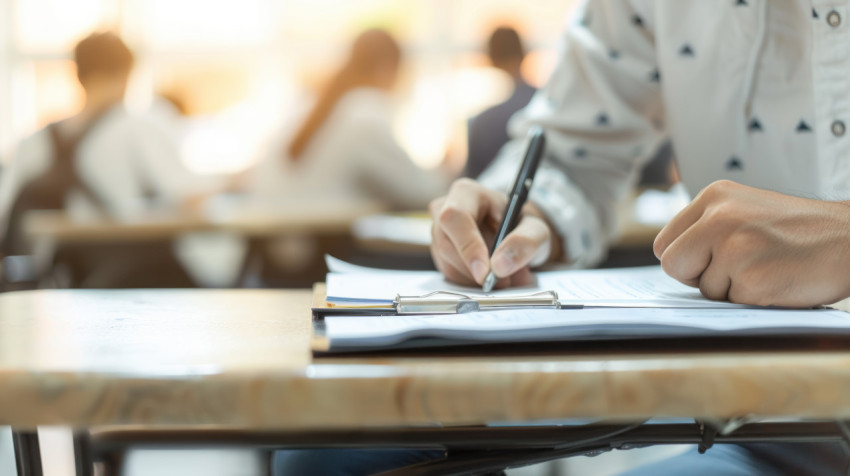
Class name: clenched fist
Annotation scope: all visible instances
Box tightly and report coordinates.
[654,180,850,307]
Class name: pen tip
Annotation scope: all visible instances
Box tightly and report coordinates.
[482,272,497,293]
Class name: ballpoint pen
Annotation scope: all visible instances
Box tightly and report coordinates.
[482,126,546,293]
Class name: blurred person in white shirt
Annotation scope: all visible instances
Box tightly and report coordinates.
[250,29,448,212]
[0,32,203,286]
[0,32,202,250]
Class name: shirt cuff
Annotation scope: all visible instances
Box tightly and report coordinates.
[528,168,609,269]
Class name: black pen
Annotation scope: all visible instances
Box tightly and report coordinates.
[482,126,546,293]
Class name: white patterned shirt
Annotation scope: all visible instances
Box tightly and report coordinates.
[480,0,850,267]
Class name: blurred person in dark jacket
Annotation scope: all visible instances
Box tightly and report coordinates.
[463,26,537,179]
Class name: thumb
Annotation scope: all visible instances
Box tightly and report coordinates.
[490,215,551,277]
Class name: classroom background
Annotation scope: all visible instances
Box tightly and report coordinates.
[0,1,707,475]
[0,0,573,174]
[4,0,681,292]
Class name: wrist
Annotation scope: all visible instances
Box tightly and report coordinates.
[524,202,565,263]
[832,200,850,299]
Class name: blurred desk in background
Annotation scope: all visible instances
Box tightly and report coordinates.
[601,184,689,268]
[351,213,435,270]
[611,184,689,249]
[21,200,385,288]
[349,185,690,270]
[351,213,431,254]
[4,289,850,475]
[24,200,385,243]
[17,184,686,287]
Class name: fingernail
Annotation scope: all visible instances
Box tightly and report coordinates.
[492,253,515,277]
[470,260,488,283]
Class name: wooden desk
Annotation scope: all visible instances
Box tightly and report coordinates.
[2,289,850,431]
[23,201,385,244]
[16,201,385,288]
[6,289,850,475]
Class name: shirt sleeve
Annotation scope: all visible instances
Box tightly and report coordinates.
[479,0,666,268]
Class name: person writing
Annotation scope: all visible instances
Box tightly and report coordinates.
[277,1,850,473]
[431,1,850,310]
[430,0,850,473]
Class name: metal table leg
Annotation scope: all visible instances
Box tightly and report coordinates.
[12,430,43,476]
[73,431,94,476]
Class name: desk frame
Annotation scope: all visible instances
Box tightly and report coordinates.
[12,430,42,476]
[43,420,850,476]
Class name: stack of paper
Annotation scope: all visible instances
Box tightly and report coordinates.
[317,257,850,352]
[321,307,850,351]
[324,256,748,309]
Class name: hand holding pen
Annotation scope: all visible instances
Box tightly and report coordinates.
[429,127,560,290]
[481,127,546,292]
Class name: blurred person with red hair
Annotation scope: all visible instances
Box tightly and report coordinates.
[250,29,448,211]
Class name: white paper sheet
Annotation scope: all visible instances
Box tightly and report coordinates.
[324,258,748,309]
[323,307,850,349]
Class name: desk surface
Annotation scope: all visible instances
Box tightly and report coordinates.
[2,289,850,430]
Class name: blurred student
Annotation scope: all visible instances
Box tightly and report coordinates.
[0,32,200,285]
[463,26,536,179]
[251,29,447,211]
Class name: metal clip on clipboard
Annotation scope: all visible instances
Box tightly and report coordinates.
[393,290,562,314]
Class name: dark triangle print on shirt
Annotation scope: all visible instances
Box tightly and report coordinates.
[596,112,610,126]
[574,147,588,159]
[813,8,819,19]
[633,14,644,27]
[796,120,813,132]
[736,0,748,5]
[726,157,743,171]
[679,44,695,57]
[649,69,661,82]
[748,118,763,132]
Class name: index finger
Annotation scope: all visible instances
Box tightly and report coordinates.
[653,192,709,259]
[432,180,505,284]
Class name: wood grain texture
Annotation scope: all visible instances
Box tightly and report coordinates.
[2,289,850,430]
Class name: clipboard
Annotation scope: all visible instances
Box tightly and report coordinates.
[308,283,850,356]
[311,283,580,319]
